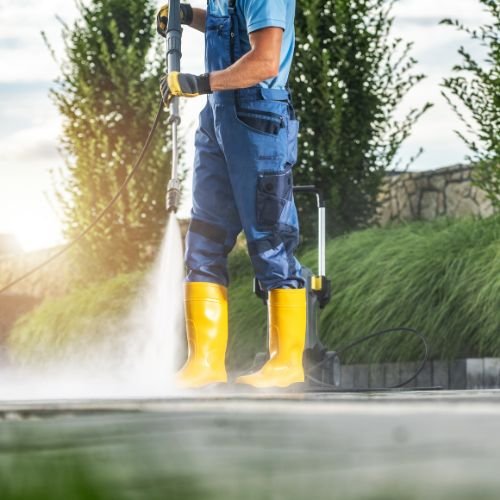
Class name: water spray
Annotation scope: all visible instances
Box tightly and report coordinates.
[0,0,188,398]
[165,0,182,214]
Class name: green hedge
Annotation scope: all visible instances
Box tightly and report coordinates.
[8,216,500,367]
[8,272,144,365]
[228,215,500,368]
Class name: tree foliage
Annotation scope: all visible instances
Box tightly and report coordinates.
[49,0,172,280]
[441,0,500,210]
[292,0,431,235]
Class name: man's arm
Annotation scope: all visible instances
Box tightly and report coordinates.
[190,8,206,33]
[209,27,283,90]
[162,26,283,102]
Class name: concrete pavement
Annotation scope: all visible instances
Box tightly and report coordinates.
[1,390,500,499]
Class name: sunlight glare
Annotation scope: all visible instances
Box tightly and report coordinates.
[12,210,64,253]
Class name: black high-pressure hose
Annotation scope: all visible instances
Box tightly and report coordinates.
[305,327,431,391]
[0,101,164,296]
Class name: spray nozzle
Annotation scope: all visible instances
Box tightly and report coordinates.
[166,178,182,213]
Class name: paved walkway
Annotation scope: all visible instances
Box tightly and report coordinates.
[1,390,499,499]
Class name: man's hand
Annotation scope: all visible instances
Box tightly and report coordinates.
[156,3,194,37]
[160,72,212,105]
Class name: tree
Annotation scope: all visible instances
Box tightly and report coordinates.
[292,0,431,235]
[441,0,500,210]
[48,0,172,280]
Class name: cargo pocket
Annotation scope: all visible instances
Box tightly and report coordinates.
[256,169,293,227]
[236,107,285,137]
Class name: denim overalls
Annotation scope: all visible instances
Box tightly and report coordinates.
[185,0,303,291]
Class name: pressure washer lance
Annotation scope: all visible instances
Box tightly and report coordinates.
[0,1,182,294]
[165,0,182,214]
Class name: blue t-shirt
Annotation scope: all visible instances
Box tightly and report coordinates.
[208,0,296,89]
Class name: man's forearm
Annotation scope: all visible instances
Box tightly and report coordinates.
[190,8,206,33]
[209,49,279,91]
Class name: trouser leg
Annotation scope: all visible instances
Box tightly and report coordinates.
[216,97,304,291]
[178,102,241,389]
[185,102,242,286]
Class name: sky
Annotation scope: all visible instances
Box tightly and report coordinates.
[0,0,492,251]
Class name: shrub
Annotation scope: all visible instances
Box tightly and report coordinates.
[441,0,500,209]
[47,0,173,281]
[292,0,431,235]
[10,218,499,368]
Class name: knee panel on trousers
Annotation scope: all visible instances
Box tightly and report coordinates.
[186,218,238,287]
[247,226,303,291]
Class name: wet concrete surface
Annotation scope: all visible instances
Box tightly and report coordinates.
[1,390,500,499]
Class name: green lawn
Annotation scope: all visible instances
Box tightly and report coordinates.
[8,215,500,368]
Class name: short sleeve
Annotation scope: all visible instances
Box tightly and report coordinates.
[240,0,287,33]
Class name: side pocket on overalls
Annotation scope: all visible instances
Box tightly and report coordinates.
[236,106,285,137]
[256,169,293,227]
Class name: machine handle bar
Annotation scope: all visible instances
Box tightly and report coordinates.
[293,185,326,277]
[293,185,325,209]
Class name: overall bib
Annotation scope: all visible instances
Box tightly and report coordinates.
[185,0,303,291]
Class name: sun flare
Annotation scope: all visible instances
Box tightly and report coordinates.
[11,210,64,253]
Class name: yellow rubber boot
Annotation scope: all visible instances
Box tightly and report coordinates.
[236,288,307,388]
[176,282,228,389]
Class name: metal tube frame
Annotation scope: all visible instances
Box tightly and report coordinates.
[318,206,326,277]
[293,186,326,278]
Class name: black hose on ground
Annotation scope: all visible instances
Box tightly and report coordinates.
[305,327,430,391]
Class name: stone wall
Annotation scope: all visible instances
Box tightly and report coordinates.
[376,164,495,226]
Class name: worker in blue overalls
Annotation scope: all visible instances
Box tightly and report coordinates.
[157,0,305,389]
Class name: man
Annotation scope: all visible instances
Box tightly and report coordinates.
[157,0,305,389]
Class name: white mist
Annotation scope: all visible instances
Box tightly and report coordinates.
[128,214,185,395]
[0,215,185,401]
